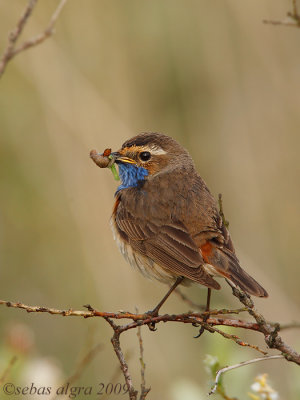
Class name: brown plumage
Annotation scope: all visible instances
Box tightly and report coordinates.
[105,132,268,298]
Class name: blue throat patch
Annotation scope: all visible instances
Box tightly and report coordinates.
[116,163,148,192]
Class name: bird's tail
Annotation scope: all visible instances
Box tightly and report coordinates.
[204,244,268,298]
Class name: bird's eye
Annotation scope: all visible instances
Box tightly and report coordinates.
[139,151,151,162]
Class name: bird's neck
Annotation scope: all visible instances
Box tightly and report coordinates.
[116,163,148,192]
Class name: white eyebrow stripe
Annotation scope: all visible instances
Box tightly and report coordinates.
[143,145,167,155]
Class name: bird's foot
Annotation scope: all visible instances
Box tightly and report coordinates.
[145,308,160,331]
[194,312,210,338]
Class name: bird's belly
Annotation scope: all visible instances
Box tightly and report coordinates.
[110,218,178,284]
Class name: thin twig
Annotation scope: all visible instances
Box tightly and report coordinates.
[209,355,284,395]
[51,343,103,400]
[174,288,205,310]
[102,350,133,400]
[203,307,248,316]
[12,0,67,57]
[276,321,300,330]
[293,0,299,15]
[263,0,300,28]
[263,18,300,27]
[0,356,18,385]
[136,309,150,400]
[63,343,103,386]
[0,0,67,78]
[202,323,267,355]
[218,193,229,228]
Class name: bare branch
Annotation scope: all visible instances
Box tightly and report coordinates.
[201,323,267,355]
[101,350,133,400]
[293,0,299,15]
[136,309,150,400]
[12,0,67,57]
[1,296,300,400]
[263,18,300,27]
[0,299,262,331]
[0,356,18,385]
[263,0,300,28]
[0,0,67,78]
[62,343,103,386]
[218,193,229,228]
[209,355,284,396]
[174,288,205,311]
[105,317,138,400]
[175,287,247,314]
[50,343,103,400]
[276,321,300,330]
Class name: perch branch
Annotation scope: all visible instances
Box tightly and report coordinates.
[1,296,300,399]
[0,298,299,359]
[0,0,67,78]
[0,299,261,330]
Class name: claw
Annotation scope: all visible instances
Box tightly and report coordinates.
[145,309,158,332]
[194,325,205,338]
[148,322,157,332]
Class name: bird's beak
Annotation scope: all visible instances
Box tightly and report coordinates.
[110,152,136,165]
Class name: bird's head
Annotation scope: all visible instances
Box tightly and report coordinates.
[109,132,193,192]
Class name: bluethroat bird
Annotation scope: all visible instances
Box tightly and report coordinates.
[90,132,268,319]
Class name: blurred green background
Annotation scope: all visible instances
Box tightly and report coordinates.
[0,0,300,399]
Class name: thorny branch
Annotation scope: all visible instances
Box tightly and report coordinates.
[263,0,300,28]
[0,0,67,78]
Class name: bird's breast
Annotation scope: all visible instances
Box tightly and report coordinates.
[110,197,180,284]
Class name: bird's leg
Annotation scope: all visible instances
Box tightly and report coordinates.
[146,276,184,330]
[147,276,184,317]
[195,288,211,338]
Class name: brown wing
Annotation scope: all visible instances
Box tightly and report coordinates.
[115,208,220,290]
[185,177,268,297]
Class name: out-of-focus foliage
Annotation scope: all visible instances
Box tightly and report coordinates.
[0,1,299,399]
[248,374,279,400]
